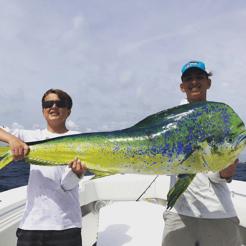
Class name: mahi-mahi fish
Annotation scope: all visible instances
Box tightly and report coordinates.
[1,101,246,208]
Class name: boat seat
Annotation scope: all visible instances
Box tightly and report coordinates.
[97,201,165,246]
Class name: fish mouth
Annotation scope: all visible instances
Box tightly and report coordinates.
[234,132,246,148]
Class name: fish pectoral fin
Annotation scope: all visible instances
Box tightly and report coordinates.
[178,146,201,166]
[179,139,212,170]
[90,170,114,179]
[167,173,196,209]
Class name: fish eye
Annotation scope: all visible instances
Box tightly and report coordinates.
[228,137,234,143]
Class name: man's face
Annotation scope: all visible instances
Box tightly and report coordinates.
[42,93,71,125]
[180,69,211,103]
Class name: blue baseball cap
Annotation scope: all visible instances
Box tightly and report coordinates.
[181,60,208,80]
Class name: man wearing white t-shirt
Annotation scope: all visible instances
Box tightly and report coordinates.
[162,61,242,246]
[0,89,87,246]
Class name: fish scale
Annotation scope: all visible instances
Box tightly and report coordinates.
[1,101,246,207]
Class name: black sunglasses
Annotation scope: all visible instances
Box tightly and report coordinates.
[42,100,68,109]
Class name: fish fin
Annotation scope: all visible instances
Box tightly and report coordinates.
[0,148,14,170]
[132,102,207,129]
[0,146,10,157]
[178,137,213,170]
[90,170,114,179]
[167,173,196,209]
[179,146,201,166]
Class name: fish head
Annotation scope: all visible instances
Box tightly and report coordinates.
[202,104,246,171]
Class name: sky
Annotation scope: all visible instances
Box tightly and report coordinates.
[1,0,246,154]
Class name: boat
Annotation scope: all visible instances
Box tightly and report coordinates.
[1,174,246,246]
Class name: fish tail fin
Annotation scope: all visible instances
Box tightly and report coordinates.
[0,146,13,169]
[167,173,196,210]
[0,146,10,157]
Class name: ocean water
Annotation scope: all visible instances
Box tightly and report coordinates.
[0,161,246,193]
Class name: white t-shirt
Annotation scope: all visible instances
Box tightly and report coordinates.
[169,99,237,218]
[1,127,83,230]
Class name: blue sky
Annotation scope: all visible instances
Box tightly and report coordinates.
[1,0,246,150]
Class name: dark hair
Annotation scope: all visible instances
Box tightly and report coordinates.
[206,71,213,78]
[42,89,73,110]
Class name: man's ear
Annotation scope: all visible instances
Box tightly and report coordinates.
[206,79,212,89]
[180,83,185,92]
[67,110,71,118]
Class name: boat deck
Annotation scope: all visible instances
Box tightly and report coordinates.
[1,174,246,246]
[96,201,164,245]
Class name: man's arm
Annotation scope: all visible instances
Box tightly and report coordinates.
[207,158,239,183]
[219,158,239,179]
[68,157,88,178]
[60,158,88,190]
[0,128,30,161]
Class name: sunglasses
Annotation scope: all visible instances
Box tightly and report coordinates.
[42,100,68,108]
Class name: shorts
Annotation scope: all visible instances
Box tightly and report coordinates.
[162,210,242,246]
[16,228,82,246]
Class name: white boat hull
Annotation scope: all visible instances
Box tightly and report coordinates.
[1,174,246,246]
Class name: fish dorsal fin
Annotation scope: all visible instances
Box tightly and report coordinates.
[131,102,209,129]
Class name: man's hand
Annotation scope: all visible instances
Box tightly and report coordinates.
[9,138,30,161]
[219,158,239,179]
[68,157,87,178]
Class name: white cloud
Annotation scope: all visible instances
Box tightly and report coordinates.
[136,87,144,98]
[62,13,86,42]
[221,83,229,87]
[32,124,46,130]
[0,0,26,40]
[95,121,131,132]
[119,122,128,130]
[119,70,133,85]
[12,122,24,130]
[97,124,111,132]
[67,120,79,130]
[73,15,84,30]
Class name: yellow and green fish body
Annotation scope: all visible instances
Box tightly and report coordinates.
[1,101,246,207]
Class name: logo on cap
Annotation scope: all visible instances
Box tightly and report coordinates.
[185,61,200,69]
